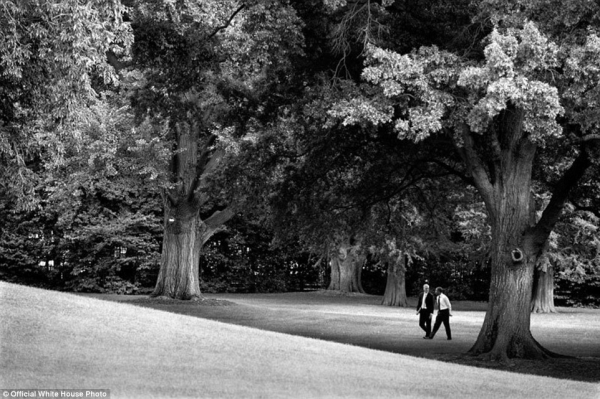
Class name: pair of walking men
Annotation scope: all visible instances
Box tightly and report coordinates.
[416,284,452,340]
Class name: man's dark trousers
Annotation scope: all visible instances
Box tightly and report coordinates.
[431,309,451,339]
[417,292,434,337]
[419,311,432,337]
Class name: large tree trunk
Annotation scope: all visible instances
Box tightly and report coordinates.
[152,199,210,299]
[328,244,365,293]
[469,237,547,360]
[151,121,234,299]
[462,111,553,361]
[381,255,408,307]
[468,197,548,360]
[153,202,202,299]
[531,266,557,313]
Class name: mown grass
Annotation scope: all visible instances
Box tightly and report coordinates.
[2,283,599,399]
[108,290,600,382]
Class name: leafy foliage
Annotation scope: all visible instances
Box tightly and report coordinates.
[0,0,132,208]
[0,89,165,293]
[547,209,600,307]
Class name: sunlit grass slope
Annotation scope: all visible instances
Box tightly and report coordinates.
[1,282,597,399]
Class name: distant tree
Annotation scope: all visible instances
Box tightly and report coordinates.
[377,239,410,307]
[367,199,424,307]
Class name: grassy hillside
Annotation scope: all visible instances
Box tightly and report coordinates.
[1,282,598,398]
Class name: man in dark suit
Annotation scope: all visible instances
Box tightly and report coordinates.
[416,283,434,338]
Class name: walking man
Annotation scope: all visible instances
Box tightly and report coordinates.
[429,287,452,340]
[416,284,434,338]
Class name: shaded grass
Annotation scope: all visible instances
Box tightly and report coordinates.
[98,290,600,382]
[4,282,599,398]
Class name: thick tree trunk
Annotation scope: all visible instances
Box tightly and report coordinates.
[152,199,205,299]
[531,266,557,313]
[469,247,547,360]
[328,244,365,293]
[151,121,234,299]
[381,256,408,307]
[468,157,553,359]
[462,111,556,360]
[328,257,340,290]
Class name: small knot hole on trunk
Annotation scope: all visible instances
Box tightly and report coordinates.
[511,248,524,264]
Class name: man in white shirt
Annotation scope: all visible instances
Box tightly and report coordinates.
[428,287,452,340]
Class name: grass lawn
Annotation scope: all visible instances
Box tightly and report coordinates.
[93,290,600,382]
[1,283,599,399]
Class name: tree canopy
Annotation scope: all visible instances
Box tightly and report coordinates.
[0,0,132,208]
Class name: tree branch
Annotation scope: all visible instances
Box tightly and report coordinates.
[561,122,600,144]
[206,4,245,40]
[581,134,600,143]
[200,147,226,183]
[425,158,475,186]
[188,135,218,201]
[204,207,236,229]
[533,149,592,247]
[460,124,493,201]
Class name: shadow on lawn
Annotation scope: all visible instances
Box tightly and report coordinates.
[94,293,600,383]
[434,354,600,384]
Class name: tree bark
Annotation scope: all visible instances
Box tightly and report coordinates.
[152,202,234,300]
[468,189,549,360]
[327,244,365,293]
[381,255,408,307]
[152,199,204,299]
[461,112,555,360]
[151,121,234,299]
[468,239,548,360]
[531,266,557,313]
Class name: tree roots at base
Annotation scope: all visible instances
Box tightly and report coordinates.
[467,335,572,363]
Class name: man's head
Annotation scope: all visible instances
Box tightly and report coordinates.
[423,284,429,293]
[435,287,443,295]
